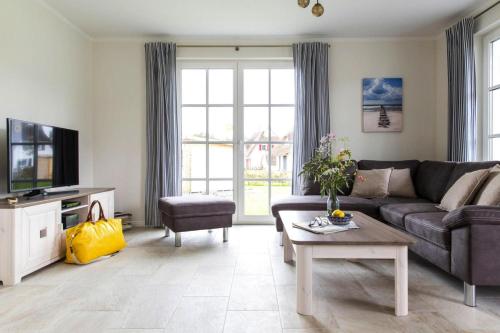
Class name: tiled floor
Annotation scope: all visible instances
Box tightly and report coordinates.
[2,225,500,332]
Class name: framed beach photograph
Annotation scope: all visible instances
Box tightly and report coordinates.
[362,78,403,132]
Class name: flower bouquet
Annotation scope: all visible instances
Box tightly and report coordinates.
[299,133,356,214]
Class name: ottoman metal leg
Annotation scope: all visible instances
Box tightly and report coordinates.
[223,228,228,242]
[280,232,283,246]
[175,232,182,247]
[164,226,170,237]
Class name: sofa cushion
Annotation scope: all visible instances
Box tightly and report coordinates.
[445,161,500,192]
[404,212,450,249]
[380,203,443,228]
[357,160,420,180]
[350,168,392,198]
[271,195,379,218]
[438,169,490,211]
[370,196,431,207]
[415,161,457,202]
[337,196,380,217]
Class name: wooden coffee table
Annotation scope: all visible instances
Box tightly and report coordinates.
[280,210,415,316]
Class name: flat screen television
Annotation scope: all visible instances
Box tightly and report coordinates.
[7,118,79,196]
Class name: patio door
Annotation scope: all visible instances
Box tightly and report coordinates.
[237,63,295,222]
[179,61,295,223]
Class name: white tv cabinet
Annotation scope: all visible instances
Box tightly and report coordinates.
[0,188,114,286]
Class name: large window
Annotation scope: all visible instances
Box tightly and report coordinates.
[180,61,295,222]
[484,29,500,160]
[181,66,235,201]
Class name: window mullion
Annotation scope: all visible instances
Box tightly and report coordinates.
[267,69,272,214]
[205,69,210,195]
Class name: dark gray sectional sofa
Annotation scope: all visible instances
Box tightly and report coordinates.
[271,160,500,307]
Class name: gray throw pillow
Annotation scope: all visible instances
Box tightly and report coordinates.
[438,168,490,211]
[350,168,392,198]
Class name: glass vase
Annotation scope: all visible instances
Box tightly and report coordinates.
[327,189,340,214]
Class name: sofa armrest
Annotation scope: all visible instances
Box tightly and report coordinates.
[450,207,500,286]
[443,206,500,230]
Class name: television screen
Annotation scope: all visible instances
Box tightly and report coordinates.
[7,119,79,193]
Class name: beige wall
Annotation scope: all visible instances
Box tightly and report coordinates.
[0,0,94,195]
[92,38,439,224]
[92,41,146,223]
[330,39,437,161]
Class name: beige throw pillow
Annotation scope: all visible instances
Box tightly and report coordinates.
[438,169,490,211]
[473,165,500,206]
[388,168,417,198]
[350,168,392,198]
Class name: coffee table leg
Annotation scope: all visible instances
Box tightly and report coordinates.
[395,246,408,316]
[284,229,293,263]
[296,245,313,315]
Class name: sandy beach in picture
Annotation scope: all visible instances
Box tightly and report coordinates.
[362,78,403,132]
[363,110,403,132]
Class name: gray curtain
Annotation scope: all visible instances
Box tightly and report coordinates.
[144,42,181,227]
[291,42,331,194]
[446,17,477,162]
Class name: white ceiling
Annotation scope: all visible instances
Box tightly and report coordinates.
[42,0,491,39]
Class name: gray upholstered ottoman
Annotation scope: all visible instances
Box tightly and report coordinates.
[158,195,236,247]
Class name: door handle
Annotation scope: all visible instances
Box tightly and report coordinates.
[40,227,47,238]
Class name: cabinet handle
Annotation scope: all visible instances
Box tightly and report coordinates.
[40,228,47,238]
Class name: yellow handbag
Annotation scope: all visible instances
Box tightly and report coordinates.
[65,200,127,264]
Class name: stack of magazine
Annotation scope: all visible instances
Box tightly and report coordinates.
[293,216,360,234]
[115,212,133,231]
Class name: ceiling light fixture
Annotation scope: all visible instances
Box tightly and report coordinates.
[311,1,324,17]
[297,0,310,8]
[298,0,324,17]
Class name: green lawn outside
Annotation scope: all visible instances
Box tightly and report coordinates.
[244,183,291,216]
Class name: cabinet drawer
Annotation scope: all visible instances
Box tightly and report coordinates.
[21,202,62,273]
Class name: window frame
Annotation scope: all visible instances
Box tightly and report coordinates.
[178,60,295,223]
[482,27,500,160]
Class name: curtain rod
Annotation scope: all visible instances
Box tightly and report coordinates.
[177,44,330,50]
[474,1,500,19]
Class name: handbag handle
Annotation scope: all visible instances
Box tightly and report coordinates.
[86,200,106,222]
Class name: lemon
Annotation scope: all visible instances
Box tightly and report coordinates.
[332,209,345,218]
